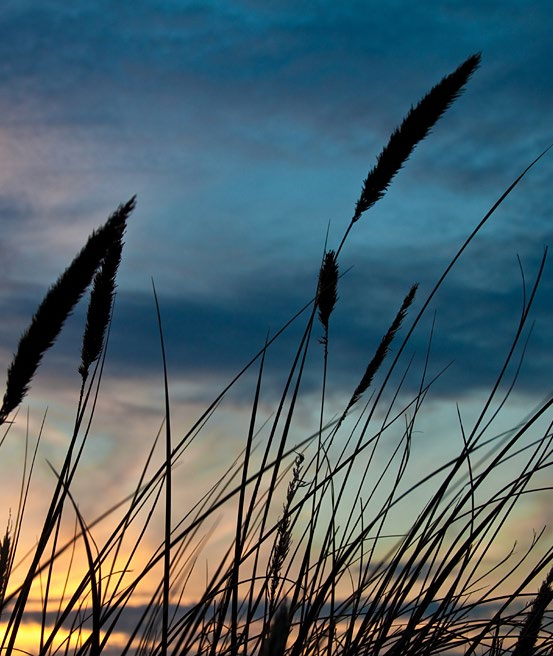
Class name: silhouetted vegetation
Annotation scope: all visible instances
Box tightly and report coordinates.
[1,52,553,655]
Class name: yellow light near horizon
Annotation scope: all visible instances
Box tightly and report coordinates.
[1,621,87,654]
[0,620,132,654]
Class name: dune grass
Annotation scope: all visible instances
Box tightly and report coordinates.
[1,52,553,655]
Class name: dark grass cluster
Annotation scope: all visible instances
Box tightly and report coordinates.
[0,197,135,424]
[1,54,553,656]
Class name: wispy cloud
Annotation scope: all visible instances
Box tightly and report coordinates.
[0,8,551,646]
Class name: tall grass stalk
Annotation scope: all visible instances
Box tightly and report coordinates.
[1,54,553,656]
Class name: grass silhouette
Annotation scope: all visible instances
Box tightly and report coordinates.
[1,52,553,655]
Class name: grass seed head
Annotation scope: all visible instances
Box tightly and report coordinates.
[352,53,481,222]
[317,249,339,334]
[0,197,136,424]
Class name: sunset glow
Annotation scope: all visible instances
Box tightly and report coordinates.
[1,2,552,654]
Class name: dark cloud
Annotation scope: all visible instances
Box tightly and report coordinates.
[1,10,552,654]
[2,211,549,416]
[0,2,549,449]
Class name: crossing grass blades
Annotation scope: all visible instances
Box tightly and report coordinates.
[1,52,553,655]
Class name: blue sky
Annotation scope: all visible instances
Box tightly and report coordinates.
[0,2,553,644]
[0,2,551,388]
[0,0,551,479]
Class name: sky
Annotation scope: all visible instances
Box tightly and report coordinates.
[0,0,553,651]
